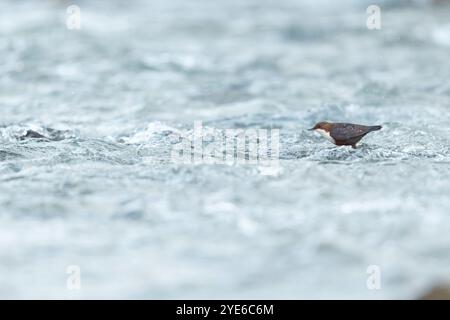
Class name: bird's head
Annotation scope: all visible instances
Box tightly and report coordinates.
[308,121,332,132]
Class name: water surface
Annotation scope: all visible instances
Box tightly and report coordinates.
[1,0,450,298]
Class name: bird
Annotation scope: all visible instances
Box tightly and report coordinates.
[309,121,382,149]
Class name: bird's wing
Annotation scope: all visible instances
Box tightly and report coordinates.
[330,124,369,141]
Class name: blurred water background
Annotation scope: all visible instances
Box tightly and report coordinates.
[1,0,450,299]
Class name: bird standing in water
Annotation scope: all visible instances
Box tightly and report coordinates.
[309,122,382,149]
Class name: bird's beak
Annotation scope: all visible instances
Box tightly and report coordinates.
[308,128,315,131]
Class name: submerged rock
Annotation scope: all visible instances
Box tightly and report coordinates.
[19,130,48,140]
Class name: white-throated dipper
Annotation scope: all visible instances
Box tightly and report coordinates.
[309,122,382,148]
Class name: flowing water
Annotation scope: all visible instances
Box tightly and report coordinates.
[1,0,450,298]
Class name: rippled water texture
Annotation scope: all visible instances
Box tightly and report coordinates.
[1,0,450,299]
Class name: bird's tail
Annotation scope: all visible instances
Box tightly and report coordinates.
[369,125,382,131]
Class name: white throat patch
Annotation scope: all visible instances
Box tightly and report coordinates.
[315,128,335,143]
